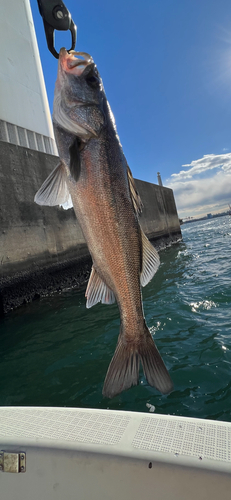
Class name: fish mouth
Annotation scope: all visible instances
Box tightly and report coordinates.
[54,48,100,140]
[59,48,94,76]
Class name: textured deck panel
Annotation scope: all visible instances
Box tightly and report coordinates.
[133,416,231,462]
[0,407,131,445]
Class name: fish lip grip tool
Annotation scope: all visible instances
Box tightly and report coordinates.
[37,0,77,58]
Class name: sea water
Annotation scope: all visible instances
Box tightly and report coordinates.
[0,216,230,421]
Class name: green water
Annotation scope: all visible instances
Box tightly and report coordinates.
[0,216,231,420]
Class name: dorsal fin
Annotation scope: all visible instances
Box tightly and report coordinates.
[127,164,143,215]
[140,230,160,287]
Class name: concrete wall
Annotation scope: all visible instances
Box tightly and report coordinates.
[136,179,181,244]
[0,142,88,279]
[0,141,181,313]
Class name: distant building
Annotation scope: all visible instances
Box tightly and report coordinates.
[207,213,213,219]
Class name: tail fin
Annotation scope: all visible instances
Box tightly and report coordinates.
[139,328,173,395]
[103,325,173,399]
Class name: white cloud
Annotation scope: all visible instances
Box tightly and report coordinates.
[166,153,231,218]
[170,153,231,181]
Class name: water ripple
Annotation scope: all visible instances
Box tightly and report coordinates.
[0,216,230,419]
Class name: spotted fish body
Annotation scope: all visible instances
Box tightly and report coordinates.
[35,49,173,398]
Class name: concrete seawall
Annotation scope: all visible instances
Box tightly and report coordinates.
[0,141,181,313]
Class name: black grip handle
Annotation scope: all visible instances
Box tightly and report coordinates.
[37,0,77,58]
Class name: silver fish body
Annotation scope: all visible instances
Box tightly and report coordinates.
[35,49,173,398]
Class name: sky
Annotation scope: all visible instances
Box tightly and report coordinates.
[31,0,231,219]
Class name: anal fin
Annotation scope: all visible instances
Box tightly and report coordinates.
[85,266,116,308]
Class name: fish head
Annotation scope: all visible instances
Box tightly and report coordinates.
[53,48,106,140]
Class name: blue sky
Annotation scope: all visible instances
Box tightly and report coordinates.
[31,0,231,218]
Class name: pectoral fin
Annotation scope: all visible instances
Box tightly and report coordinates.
[140,230,160,286]
[34,162,72,207]
[85,266,115,308]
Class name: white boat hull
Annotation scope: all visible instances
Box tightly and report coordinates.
[0,406,231,499]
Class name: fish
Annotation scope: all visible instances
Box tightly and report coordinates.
[35,48,173,398]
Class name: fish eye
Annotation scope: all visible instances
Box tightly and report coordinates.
[86,74,99,87]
